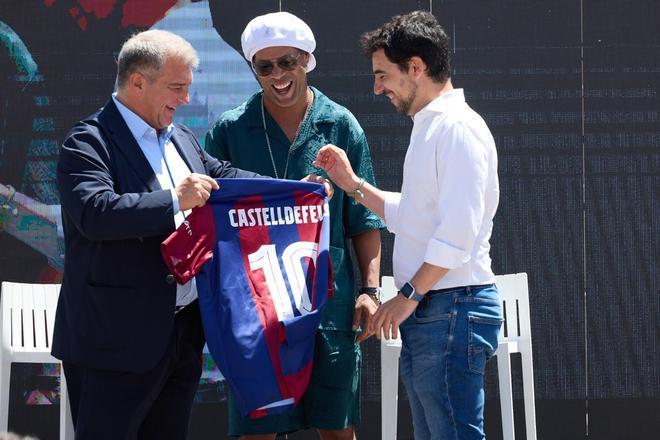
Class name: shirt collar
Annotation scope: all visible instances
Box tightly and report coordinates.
[413,88,465,122]
[112,93,174,143]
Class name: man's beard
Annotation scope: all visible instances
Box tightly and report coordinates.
[395,82,417,116]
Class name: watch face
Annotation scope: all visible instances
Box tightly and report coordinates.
[401,282,415,298]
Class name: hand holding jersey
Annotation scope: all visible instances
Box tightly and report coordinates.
[175,173,220,211]
[301,172,333,200]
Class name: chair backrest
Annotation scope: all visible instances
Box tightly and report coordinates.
[381,276,397,302]
[494,273,531,344]
[1,282,60,354]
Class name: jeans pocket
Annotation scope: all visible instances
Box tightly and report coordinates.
[412,293,452,323]
[468,312,503,374]
[413,309,453,324]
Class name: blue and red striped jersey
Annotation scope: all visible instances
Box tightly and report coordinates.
[161,178,333,418]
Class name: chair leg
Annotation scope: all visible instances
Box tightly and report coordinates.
[0,357,12,433]
[520,348,537,440]
[59,366,75,439]
[496,345,515,440]
[381,341,401,440]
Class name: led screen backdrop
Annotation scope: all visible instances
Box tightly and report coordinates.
[1,1,658,439]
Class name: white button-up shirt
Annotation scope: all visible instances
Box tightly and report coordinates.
[112,94,198,306]
[383,89,499,290]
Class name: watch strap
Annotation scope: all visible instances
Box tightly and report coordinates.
[400,281,424,302]
[359,286,381,305]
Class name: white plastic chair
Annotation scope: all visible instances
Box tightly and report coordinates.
[380,273,537,440]
[380,276,402,440]
[0,282,74,439]
[494,273,537,440]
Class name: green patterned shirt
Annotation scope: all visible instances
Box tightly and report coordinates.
[205,87,384,330]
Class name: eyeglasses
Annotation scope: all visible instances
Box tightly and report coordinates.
[252,52,304,77]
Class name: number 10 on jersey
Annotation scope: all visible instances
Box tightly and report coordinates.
[248,241,319,321]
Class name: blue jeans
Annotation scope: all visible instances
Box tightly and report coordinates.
[399,284,502,440]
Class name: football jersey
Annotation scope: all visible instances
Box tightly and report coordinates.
[161,178,333,418]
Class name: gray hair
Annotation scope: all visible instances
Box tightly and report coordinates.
[116,29,199,90]
[0,433,39,440]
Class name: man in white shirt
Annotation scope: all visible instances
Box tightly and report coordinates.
[314,11,502,440]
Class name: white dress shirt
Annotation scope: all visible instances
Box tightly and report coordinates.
[383,89,499,290]
[112,94,198,306]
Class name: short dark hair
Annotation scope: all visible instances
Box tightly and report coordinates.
[360,10,450,83]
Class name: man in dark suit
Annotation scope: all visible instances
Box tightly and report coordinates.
[52,29,260,439]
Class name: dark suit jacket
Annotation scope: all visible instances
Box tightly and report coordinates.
[52,99,258,373]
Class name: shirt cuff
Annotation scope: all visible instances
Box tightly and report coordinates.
[170,188,180,215]
[424,238,468,270]
[382,191,401,234]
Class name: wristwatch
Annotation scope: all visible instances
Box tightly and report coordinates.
[360,286,381,305]
[399,282,424,302]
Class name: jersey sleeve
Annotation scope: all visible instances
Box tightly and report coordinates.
[161,203,217,284]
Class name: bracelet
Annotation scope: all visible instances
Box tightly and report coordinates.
[347,177,365,205]
[359,286,381,305]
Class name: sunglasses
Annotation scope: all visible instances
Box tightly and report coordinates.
[252,51,304,77]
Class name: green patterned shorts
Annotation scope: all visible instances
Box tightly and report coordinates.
[228,329,361,436]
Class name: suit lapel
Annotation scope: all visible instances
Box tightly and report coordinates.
[171,127,205,174]
[100,100,161,192]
